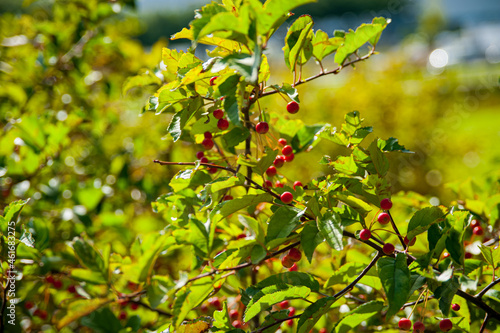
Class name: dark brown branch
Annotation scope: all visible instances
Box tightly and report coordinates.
[333,252,381,299]
[456,289,500,322]
[476,278,500,300]
[250,314,301,333]
[402,295,435,309]
[479,313,490,333]
[387,211,406,249]
[132,300,173,317]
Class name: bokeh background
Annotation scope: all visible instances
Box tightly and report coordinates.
[0,2,499,327]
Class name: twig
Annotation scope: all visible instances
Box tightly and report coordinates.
[401,295,435,309]
[132,300,173,317]
[250,314,301,333]
[476,277,500,300]
[479,313,490,333]
[387,211,406,249]
[333,252,381,299]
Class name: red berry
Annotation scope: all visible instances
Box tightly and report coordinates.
[359,229,371,241]
[382,243,395,255]
[213,109,224,119]
[236,233,246,239]
[319,329,327,333]
[280,192,293,204]
[118,311,127,320]
[284,153,294,162]
[25,301,34,309]
[200,157,209,163]
[439,318,453,332]
[278,138,287,146]
[46,275,55,284]
[281,145,293,156]
[470,219,480,228]
[200,303,209,313]
[293,181,303,190]
[279,300,289,309]
[34,309,48,320]
[380,198,393,210]
[263,180,273,188]
[67,285,76,293]
[288,248,302,262]
[256,122,269,134]
[209,167,218,174]
[287,319,294,327]
[281,255,294,268]
[223,195,233,201]
[286,101,299,114]
[398,318,412,330]
[209,76,218,86]
[196,151,204,159]
[451,303,460,311]
[275,181,284,188]
[288,307,296,316]
[266,166,277,177]
[130,303,139,310]
[473,226,484,236]
[52,279,63,289]
[413,321,425,332]
[443,252,450,258]
[288,263,298,272]
[273,156,285,168]
[209,297,222,310]
[404,236,416,246]
[217,118,229,131]
[204,131,213,139]
[202,138,214,150]
[229,309,239,319]
[232,320,243,328]
[465,252,473,259]
[377,212,391,224]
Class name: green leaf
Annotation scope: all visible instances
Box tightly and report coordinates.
[190,2,228,42]
[367,139,389,176]
[167,95,203,141]
[0,199,29,225]
[251,272,320,292]
[317,210,343,251]
[255,147,279,175]
[445,211,469,267]
[218,47,261,84]
[244,285,311,321]
[222,127,250,148]
[219,75,242,126]
[283,15,314,70]
[433,277,460,316]
[296,297,336,333]
[330,155,361,175]
[312,29,343,61]
[290,124,324,153]
[377,253,410,318]
[204,175,245,194]
[70,268,107,284]
[334,18,390,65]
[72,239,106,275]
[332,205,362,227]
[325,262,373,288]
[407,207,446,241]
[330,192,372,217]
[213,302,232,330]
[173,277,216,328]
[332,300,384,333]
[270,83,299,103]
[122,71,162,95]
[218,193,274,218]
[259,310,290,333]
[56,298,112,329]
[80,307,123,332]
[260,0,317,36]
[300,221,324,263]
[479,245,494,267]
[378,137,413,153]
[251,244,267,264]
[265,206,306,242]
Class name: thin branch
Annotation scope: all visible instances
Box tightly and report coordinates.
[250,314,301,333]
[479,313,490,333]
[401,295,435,309]
[132,300,173,317]
[387,211,406,249]
[456,289,500,322]
[333,252,381,299]
[476,277,500,299]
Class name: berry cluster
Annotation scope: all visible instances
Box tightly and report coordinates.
[281,247,302,269]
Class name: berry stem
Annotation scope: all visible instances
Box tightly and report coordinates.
[387,211,406,249]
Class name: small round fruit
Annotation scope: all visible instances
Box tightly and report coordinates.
[293,181,303,190]
[204,131,213,139]
[200,303,209,313]
[451,303,460,311]
[213,108,224,119]
[382,243,395,255]
[282,145,293,156]
[380,198,393,210]
[273,156,285,168]
[196,151,204,159]
[439,318,453,332]
[209,76,218,86]
[209,167,218,174]
[279,300,290,309]
[413,321,425,333]
[229,309,239,319]
[217,118,229,131]
[200,157,209,163]
[256,121,269,134]
[67,285,76,293]
[319,329,327,333]
[443,252,450,258]
[52,279,63,289]
[287,319,294,327]
[46,275,55,284]
[232,320,243,328]
[223,195,233,201]
[359,229,371,241]
[280,192,293,204]
[404,236,416,246]
[278,138,287,146]
[284,153,294,162]
[202,138,214,150]
[288,248,302,262]
[25,301,34,310]
[209,297,222,309]
[266,166,277,177]
[34,309,48,320]
[473,226,484,236]
[288,307,296,316]
[118,311,127,320]
[465,252,473,259]
[398,318,412,330]
[470,219,480,228]
[130,303,139,310]
[286,101,299,114]
[281,255,294,268]
[236,233,246,239]
[377,212,390,224]
[288,263,298,272]
[263,180,273,188]
[275,181,284,188]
